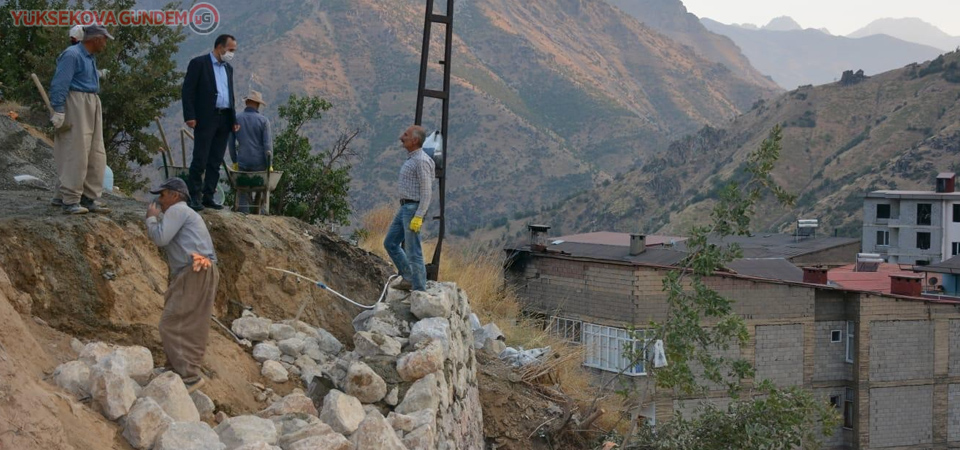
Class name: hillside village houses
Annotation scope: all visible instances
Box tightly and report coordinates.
[504,173,960,449]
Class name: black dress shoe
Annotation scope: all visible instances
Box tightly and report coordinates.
[202,199,224,210]
[189,201,205,212]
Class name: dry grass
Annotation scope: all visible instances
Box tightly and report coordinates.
[358,204,626,432]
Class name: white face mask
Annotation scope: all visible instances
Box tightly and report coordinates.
[221,51,235,62]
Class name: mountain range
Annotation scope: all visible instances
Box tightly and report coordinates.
[848,18,960,52]
[153,0,777,234]
[503,51,960,243]
[701,18,943,89]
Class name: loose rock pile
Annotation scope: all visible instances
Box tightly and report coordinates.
[48,281,484,449]
[232,281,485,448]
[51,340,226,449]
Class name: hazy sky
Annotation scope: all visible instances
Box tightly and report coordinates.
[680,0,960,36]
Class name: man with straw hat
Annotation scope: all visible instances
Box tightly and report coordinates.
[228,90,272,213]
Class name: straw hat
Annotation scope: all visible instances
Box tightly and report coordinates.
[242,90,267,106]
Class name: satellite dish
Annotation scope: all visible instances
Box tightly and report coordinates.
[929,277,939,286]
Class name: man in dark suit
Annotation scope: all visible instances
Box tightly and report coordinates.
[181,34,240,211]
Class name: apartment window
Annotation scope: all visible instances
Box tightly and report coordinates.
[845,321,855,363]
[876,230,889,247]
[917,232,932,250]
[876,204,891,219]
[829,395,841,409]
[954,204,960,223]
[917,203,932,225]
[831,330,842,343]
[916,260,930,266]
[953,242,960,256]
[843,388,855,429]
[550,316,582,344]
[582,323,647,376]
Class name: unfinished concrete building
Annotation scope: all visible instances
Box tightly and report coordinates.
[506,228,960,449]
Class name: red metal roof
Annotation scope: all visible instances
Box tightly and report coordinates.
[828,263,915,294]
[554,232,686,247]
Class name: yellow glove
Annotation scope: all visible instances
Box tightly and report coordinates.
[409,216,423,233]
[231,163,239,171]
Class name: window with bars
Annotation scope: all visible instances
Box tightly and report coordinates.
[550,316,582,344]
[843,388,855,429]
[582,323,647,376]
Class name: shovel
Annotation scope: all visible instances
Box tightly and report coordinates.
[30,73,71,134]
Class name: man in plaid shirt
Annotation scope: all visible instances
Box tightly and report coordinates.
[384,125,435,291]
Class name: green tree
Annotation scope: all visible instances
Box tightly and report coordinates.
[271,94,358,226]
[613,125,839,449]
[0,0,185,192]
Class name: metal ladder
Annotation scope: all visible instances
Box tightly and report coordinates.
[414,0,454,282]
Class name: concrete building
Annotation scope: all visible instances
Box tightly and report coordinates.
[505,229,960,449]
[862,173,960,265]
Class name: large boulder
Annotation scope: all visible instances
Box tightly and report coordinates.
[140,371,201,422]
[288,434,354,450]
[215,415,279,450]
[278,421,353,449]
[78,342,114,366]
[256,392,318,418]
[53,360,91,398]
[349,410,407,450]
[191,390,216,421]
[253,343,282,363]
[396,373,441,415]
[261,360,289,383]
[122,397,174,450]
[354,331,402,358]
[88,362,138,420]
[269,323,297,341]
[343,361,387,404]
[232,317,272,342]
[352,304,409,338]
[402,423,436,450]
[408,318,450,351]
[234,443,280,450]
[396,342,444,382]
[387,409,435,433]
[410,290,452,320]
[319,390,364,435]
[278,338,305,358]
[315,328,344,355]
[155,422,224,450]
[109,346,155,385]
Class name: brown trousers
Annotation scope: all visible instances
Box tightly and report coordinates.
[159,265,219,382]
[53,91,106,205]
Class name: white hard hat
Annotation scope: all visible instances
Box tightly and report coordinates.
[69,25,84,42]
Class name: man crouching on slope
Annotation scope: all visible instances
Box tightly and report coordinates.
[145,178,219,392]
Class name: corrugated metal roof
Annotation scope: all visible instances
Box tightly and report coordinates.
[827,263,914,294]
[725,258,804,282]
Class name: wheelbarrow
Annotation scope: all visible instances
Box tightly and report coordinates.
[223,156,283,215]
